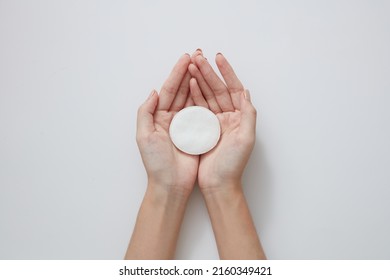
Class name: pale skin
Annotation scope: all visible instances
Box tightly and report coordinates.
[125,50,266,260]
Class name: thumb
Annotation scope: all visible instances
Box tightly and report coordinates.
[137,90,158,138]
[239,90,257,138]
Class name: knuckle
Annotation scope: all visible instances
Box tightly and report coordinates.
[213,87,227,97]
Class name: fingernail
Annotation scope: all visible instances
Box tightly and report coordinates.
[216,52,223,56]
[148,89,156,99]
[244,89,251,101]
[184,53,190,57]
[196,48,203,53]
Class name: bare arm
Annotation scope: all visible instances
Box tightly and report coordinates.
[125,185,190,259]
[203,186,265,259]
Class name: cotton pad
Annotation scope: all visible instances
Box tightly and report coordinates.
[169,106,221,155]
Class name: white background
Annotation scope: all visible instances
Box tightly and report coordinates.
[1,0,389,259]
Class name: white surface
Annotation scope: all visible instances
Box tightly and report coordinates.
[169,106,220,155]
[1,0,390,259]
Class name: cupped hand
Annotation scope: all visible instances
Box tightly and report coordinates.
[188,52,257,194]
[136,53,201,195]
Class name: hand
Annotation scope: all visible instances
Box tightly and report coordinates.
[136,54,199,196]
[128,51,265,260]
[188,53,257,194]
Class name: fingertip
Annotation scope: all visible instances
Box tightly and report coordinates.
[189,77,200,92]
[188,63,198,75]
[181,53,191,64]
[148,89,157,99]
[215,52,225,65]
[192,48,203,57]
[240,89,251,102]
[240,90,245,101]
[189,77,198,90]
[141,89,158,112]
[242,90,257,114]
[192,50,203,63]
[240,90,254,111]
[148,90,159,106]
[195,54,204,65]
[239,91,257,137]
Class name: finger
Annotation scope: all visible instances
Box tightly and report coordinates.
[215,53,244,110]
[239,90,257,138]
[191,48,203,64]
[188,63,222,113]
[137,90,158,138]
[157,53,191,111]
[184,95,194,107]
[169,71,191,112]
[190,78,208,108]
[194,55,234,112]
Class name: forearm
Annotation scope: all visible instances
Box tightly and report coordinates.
[203,185,266,260]
[125,183,190,259]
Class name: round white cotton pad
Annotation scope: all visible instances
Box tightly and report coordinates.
[169,106,221,155]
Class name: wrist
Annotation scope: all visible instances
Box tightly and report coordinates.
[201,181,244,202]
[146,180,192,205]
[200,182,266,260]
[199,179,242,196]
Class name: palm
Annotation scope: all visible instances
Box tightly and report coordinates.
[198,111,245,189]
[150,111,199,191]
